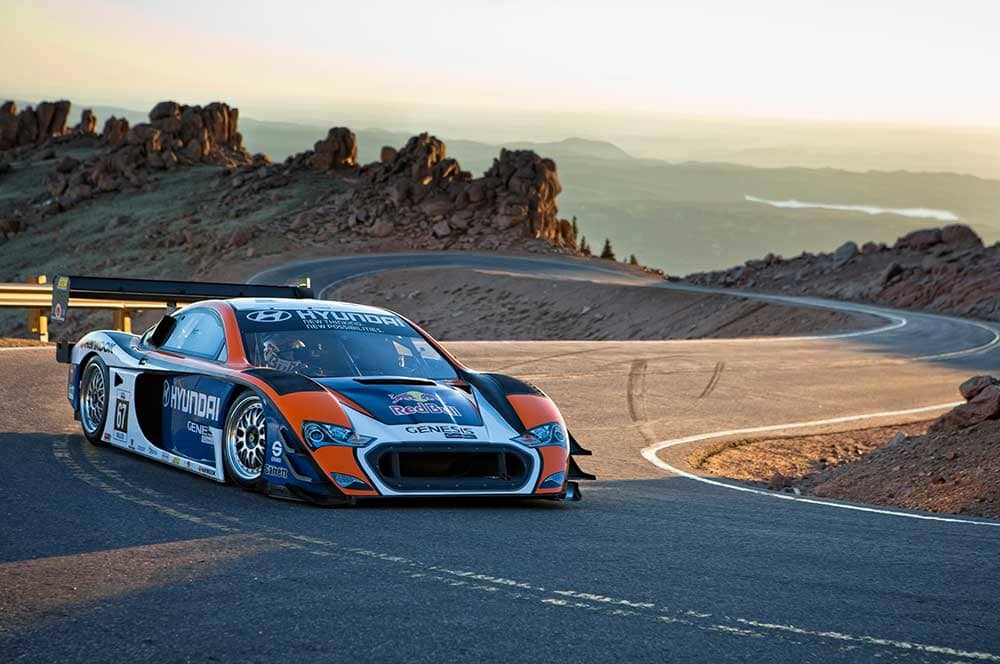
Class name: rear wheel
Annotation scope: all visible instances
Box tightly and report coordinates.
[222,392,266,489]
[79,356,109,445]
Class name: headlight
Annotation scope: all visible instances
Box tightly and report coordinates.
[511,422,567,447]
[302,421,376,449]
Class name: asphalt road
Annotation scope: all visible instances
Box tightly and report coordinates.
[2,252,1000,663]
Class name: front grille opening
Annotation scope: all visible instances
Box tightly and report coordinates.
[370,447,531,491]
[378,451,524,480]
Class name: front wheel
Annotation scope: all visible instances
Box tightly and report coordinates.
[222,392,267,490]
[79,356,110,445]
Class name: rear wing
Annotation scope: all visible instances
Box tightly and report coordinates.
[50,275,314,323]
[51,276,314,363]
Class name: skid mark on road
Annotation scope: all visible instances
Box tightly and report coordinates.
[697,361,725,399]
[49,437,1000,662]
[626,359,659,444]
[626,359,647,423]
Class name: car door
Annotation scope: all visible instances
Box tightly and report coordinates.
[156,309,236,466]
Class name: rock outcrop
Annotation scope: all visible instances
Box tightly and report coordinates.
[38,100,252,214]
[307,127,357,172]
[349,134,574,247]
[0,100,72,149]
[100,116,130,146]
[142,100,249,166]
[268,130,577,252]
[72,109,97,136]
[687,224,1000,321]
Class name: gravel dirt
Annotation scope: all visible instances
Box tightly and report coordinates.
[693,420,1000,519]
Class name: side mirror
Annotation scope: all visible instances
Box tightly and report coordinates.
[148,315,176,347]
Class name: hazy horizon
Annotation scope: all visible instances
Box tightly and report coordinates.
[4,0,999,130]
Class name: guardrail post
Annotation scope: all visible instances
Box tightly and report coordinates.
[113,309,132,333]
[27,275,48,342]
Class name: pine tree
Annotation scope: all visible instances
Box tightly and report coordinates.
[600,238,615,260]
[628,254,639,265]
[579,235,590,256]
[571,216,579,238]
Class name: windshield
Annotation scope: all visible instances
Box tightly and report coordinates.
[238,307,457,380]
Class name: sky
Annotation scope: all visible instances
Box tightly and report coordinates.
[2,0,998,131]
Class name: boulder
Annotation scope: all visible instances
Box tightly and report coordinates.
[929,385,1000,433]
[48,100,71,137]
[959,375,999,401]
[15,107,38,145]
[61,183,93,207]
[35,102,56,138]
[0,101,17,149]
[127,124,160,147]
[431,220,451,238]
[370,219,394,237]
[149,101,180,121]
[45,172,68,197]
[833,241,858,264]
[73,109,97,135]
[55,156,79,174]
[894,228,942,251]
[101,116,130,146]
[881,262,904,287]
[940,224,982,250]
[380,146,397,163]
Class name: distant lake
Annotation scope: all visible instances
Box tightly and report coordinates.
[745,195,960,222]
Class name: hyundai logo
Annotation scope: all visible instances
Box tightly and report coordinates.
[246,310,292,323]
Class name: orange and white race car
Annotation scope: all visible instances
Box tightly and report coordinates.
[55,276,593,505]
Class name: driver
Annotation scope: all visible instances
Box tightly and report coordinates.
[261,333,312,374]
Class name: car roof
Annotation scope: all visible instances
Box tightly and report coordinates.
[224,297,395,317]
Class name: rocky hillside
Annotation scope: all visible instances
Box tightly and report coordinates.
[686,224,1000,321]
[0,98,583,337]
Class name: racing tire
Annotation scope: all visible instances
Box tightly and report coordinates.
[222,392,267,490]
[79,356,110,446]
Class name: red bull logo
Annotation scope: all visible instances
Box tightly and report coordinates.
[388,390,436,404]
[387,391,460,417]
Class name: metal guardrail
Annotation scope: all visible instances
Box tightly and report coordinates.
[0,276,312,342]
[0,277,171,342]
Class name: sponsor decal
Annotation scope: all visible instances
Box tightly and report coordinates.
[81,339,114,354]
[387,390,460,417]
[297,309,404,333]
[186,420,214,445]
[102,432,111,441]
[67,366,75,401]
[114,399,129,433]
[163,383,221,422]
[116,389,129,402]
[246,310,293,323]
[270,440,284,462]
[404,424,478,440]
[264,463,288,480]
[197,466,216,477]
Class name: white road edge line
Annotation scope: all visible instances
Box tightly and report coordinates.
[641,402,1000,527]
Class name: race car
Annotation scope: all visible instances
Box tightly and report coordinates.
[54,276,593,504]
